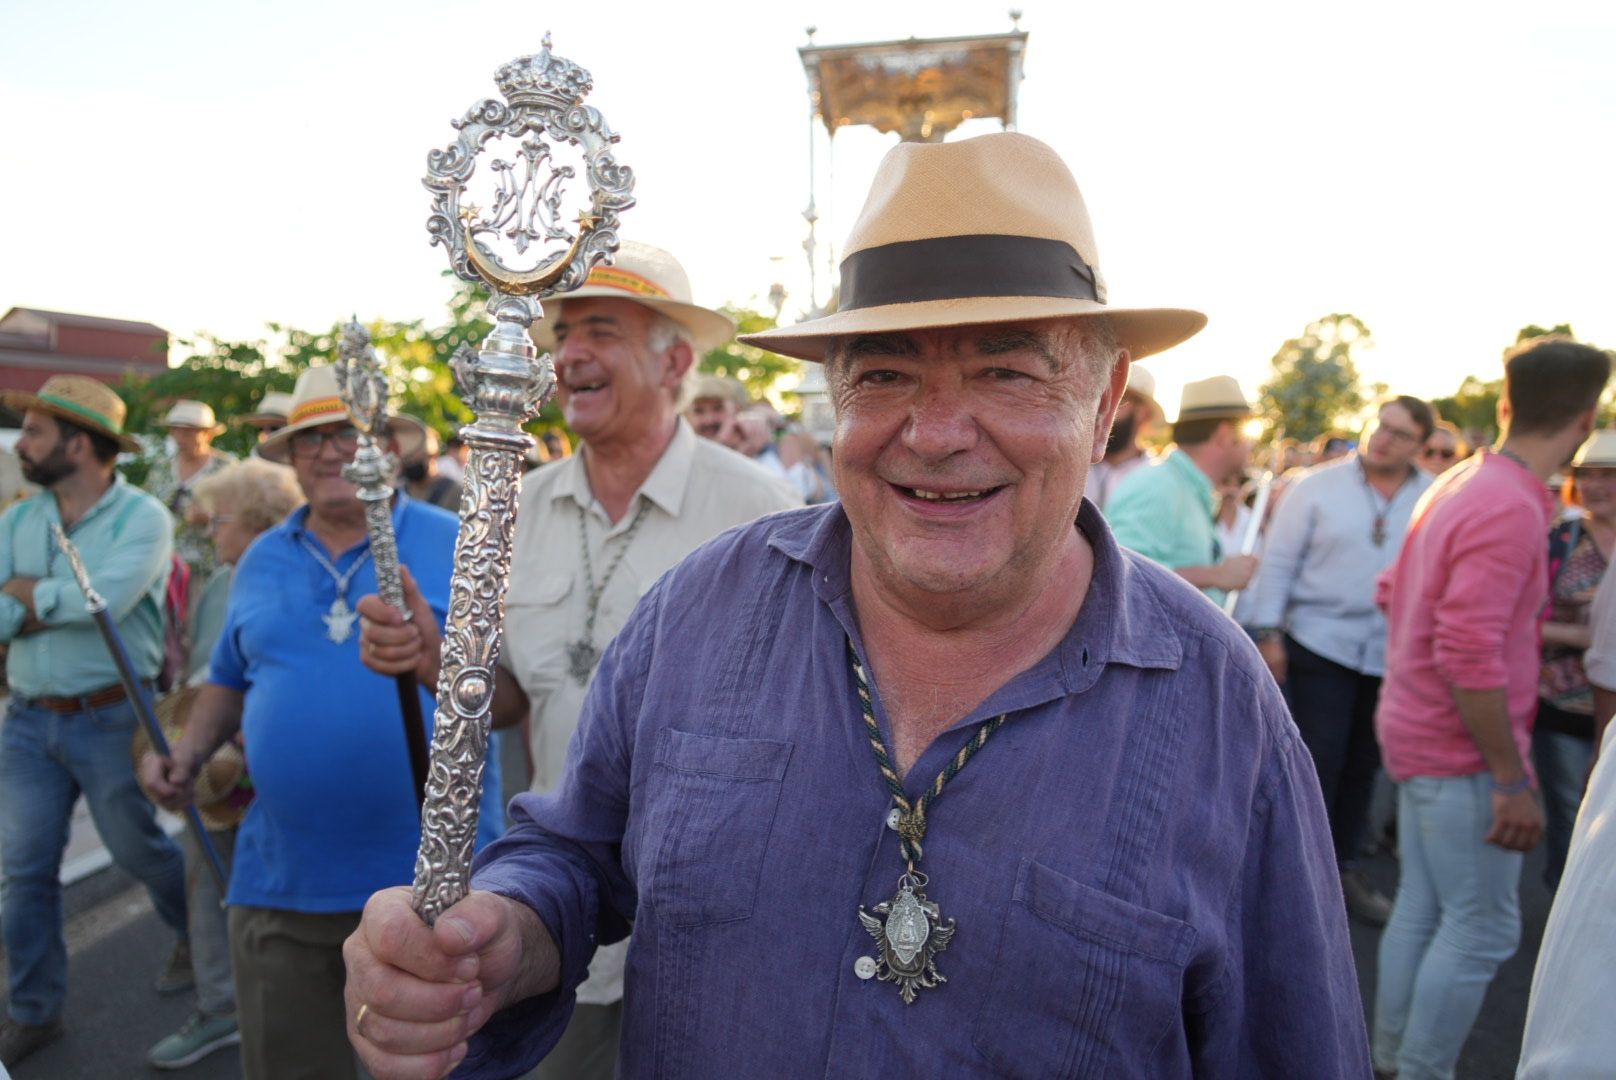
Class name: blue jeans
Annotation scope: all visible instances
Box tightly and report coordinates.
[0,693,187,1025]
[1372,774,1522,1080]
[1531,722,1592,893]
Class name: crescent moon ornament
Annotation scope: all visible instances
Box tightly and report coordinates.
[410,36,634,928]
[463,233,581,296]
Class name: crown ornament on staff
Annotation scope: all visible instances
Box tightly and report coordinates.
[412,36,634,925]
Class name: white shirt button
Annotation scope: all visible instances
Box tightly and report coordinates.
[855,956,878,980]
[886,808,901,831]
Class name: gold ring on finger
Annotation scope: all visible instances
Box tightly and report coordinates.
[355,1002,370,1034]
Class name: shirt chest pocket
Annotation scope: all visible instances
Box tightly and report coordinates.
[973,858,1197,1079]
[638,729,792,928]
[502,573,575,693]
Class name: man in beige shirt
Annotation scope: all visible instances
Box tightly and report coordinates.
[358,240,798,1078]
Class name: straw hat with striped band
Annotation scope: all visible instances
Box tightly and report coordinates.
[132,686,254,831]
[530,240,736,354]
[740,133,1206,363]
[0,374,142,454]
[257,365,427,465]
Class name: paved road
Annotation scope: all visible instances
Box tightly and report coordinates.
[1,843,1553,1078]
[2,867,239,1079]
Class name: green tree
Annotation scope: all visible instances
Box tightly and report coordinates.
[1516,322,1574,343]
[1429,375,1501,444]
[1255,313,1370,442]
[697,306,802,407]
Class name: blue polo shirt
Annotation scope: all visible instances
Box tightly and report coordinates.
[211,494,503,912]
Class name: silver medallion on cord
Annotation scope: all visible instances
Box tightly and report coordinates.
[857,874,956,1004]
[566,639,600,684]
[324,597,359,644]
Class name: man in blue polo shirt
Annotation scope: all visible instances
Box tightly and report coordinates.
[144,365,501,1080]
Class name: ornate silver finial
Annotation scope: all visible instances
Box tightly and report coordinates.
[423,35,635,327]
[412,41,633,926]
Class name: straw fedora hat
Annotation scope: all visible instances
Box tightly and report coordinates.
[740,133,1206,363]
[530,240,736,354]
[239,390,293,430]
[0,374,142,453]
[161,399,226,435]
[131,686,253,831]
[1572,429,1616,469]
[1175,376,1250,422]
[257,365,427,465]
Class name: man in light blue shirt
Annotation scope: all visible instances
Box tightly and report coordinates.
[1247,395,1435,925]
[1107,375,1259,606]
[0,376,187,1070]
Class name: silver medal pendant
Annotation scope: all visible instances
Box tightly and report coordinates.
[857,873,956,1004]
[324,596,358,644]
[567,639,600,685]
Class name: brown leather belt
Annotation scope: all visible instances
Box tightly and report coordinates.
[30,683,133,714]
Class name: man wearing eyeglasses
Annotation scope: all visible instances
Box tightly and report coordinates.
[1248,394,1435,927]
[141,365,506,1080]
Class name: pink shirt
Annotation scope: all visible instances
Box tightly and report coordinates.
[1375,451,1553,781]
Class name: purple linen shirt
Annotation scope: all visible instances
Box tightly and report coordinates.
[464,501,1369,1079]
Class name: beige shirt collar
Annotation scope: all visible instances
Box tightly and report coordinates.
[547,416,697,525]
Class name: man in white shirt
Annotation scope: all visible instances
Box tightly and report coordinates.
[1515,565,1616,1078]
[357,241,799,1079]
[1248,394,1435,925]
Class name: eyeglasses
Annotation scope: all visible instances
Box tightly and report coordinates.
[1422,447,1457,461]
[289,424,361,459]
[1368,419,1423,446]
[203,513,236,531]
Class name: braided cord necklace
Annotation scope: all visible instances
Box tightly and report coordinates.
[850,638,1006,1003]
[566,499,651,685]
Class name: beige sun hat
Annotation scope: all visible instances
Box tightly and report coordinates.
[1175,375,1251,422]
[257,365,427,465]
[740,133,1206,362]
[1125,364,1164,422]
[161,399,226,434]
[240,390,294,430]
[0,374,142,453]
[530,240,736,354]
[1572,429,1616,468]
[684,374,749,409]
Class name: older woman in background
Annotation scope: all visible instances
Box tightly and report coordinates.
[144,458,302,1070]
[1537,431,1616,893]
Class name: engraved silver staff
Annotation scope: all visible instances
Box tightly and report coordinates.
[411,35,634,925]
[334,320,431,807]
[50,524,230,895]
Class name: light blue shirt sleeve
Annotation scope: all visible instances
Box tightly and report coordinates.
[1107,466,1186,565]
[0,504,24,641]
[32,497,172,626]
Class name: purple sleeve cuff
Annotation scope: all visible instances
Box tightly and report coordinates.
[455,825,607,1077]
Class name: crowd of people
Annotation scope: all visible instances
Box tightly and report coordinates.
[0,131,1611,1080]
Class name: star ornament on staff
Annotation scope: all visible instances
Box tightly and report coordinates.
[411,34,635,927]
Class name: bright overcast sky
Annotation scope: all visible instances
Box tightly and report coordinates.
[3,0,1613,418]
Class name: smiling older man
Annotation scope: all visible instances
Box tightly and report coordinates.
[342,134,1368,1079]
